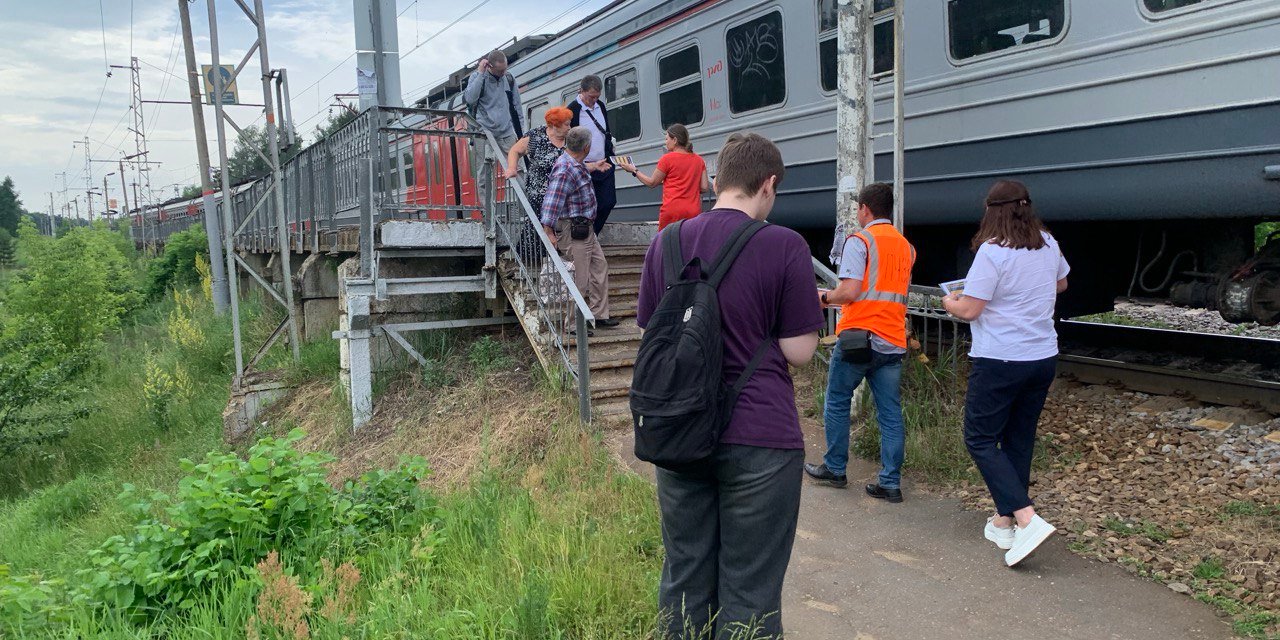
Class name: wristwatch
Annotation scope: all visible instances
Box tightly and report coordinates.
[821,292,829,305]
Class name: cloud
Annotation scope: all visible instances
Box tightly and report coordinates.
[0,0,609,214]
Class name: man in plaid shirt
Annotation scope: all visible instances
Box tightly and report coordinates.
[541,126,616,328]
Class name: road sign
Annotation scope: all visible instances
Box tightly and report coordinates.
[201,64,239,105]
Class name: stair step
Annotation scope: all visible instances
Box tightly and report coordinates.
[593,399,633,427]
[567,329,642,347]
[609,285,640,296]
[609,266,645,277]
[586,356,635,372]
[589,370,633,400]
[603,245,650,258]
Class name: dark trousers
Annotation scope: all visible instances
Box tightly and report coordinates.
[963,356,1057,517]
[656,444,803,640]
[590,167,617,234]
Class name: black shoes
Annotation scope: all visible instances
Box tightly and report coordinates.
[804,464,903,502]
[596,317,620,328]
[865,483,903,503]
[803,463,847,488]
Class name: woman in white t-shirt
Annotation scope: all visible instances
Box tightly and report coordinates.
[942,180,1069,568]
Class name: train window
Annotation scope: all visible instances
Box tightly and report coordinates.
[605,69,639,103]
[659,45,703,128]
[1143,0,1218,11]
[605,68,642,142]
[819,0,895,92]
[659,45,700,85]
[402,152,414,187]
[818,0,892,32]
[727,11,786,113]
[527,101,549,128]
[947,0,1065,61]
[563,89,578,106]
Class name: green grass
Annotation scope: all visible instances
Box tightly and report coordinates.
[1192,557,1226,581]
[0,289,663,637]
[850,356,978,485]
[1074,311,1174,329]
[1221,500,1280,529]
[1101,517,1170,543]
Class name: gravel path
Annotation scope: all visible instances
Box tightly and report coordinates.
[1079,301,1280,340]
[956,383,1280,626]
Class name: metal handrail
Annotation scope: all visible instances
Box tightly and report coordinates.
[475,125,595,422]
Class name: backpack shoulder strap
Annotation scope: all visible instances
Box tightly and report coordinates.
[730,335,774,400]
[707,220,768,288]
[661,220,685,285]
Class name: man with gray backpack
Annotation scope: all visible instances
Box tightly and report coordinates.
[463,50,524,154]
[631,132,823,638]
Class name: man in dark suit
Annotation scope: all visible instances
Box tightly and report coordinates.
[567,75,617,235]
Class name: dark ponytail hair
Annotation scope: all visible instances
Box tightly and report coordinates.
[971,180,1047,251]
[666,123,692,152]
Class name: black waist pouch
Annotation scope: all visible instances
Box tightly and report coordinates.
[569,217,592,240]
[837,329,873,364]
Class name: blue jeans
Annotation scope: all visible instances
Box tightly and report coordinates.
[822,346,905,488]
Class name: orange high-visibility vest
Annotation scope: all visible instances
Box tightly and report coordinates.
[835,222,916,349]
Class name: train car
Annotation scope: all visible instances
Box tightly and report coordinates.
[430,0,1280,316]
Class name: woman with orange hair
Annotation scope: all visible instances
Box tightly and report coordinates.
[507,107,608,256]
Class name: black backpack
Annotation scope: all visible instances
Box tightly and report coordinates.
[630,219,774,469]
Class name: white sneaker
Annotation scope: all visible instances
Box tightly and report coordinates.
[984,517,1015,550]
[1005,515,1056,567]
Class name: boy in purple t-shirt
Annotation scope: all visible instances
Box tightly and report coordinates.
[637,132,823,637]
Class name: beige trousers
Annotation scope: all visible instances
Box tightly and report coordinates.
[554,218,610,322]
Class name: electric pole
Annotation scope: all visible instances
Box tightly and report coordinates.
[112,58,153,225]
[103,173,112,219]
[836,0,871,237]
[118,158,130,218]
[179,0,230,314]
[48,193,56,236]
[73,138,94,219]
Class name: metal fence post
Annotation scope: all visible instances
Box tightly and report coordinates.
[481,153,497,299]
[577,311,591,424]
[358,160,373,279]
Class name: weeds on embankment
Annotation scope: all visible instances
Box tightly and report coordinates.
[0,284,662,637]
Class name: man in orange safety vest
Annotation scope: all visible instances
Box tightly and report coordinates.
[805,182,916,503]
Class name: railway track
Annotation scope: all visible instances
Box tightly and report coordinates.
[1055,320,1280,414]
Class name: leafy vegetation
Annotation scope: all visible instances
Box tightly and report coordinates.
[0,219,662,637]
[144,226,210,299]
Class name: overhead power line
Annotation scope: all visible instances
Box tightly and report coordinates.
[398,0,496,62]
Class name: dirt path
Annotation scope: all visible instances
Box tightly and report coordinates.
[607,422,1235,640]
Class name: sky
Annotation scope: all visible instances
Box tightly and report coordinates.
[0,0,611,219]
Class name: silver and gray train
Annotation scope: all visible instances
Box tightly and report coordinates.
[431,0,1280,319]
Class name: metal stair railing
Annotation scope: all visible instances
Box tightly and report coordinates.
[813,257,967,365]
[476,127,596,423]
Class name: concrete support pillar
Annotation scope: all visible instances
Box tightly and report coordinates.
[345,289,373,427]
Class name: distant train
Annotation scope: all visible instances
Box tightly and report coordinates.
[141,0,1280,321]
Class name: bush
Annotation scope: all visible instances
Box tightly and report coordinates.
[76,430,433,618]
[5,220,140,353]
[0,330,91,455]
[468,335,514,374]
[146,226,210,299]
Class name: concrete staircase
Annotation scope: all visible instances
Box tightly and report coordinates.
[571,244,648,427]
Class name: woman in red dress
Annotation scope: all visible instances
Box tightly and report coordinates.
[617,124,709,230]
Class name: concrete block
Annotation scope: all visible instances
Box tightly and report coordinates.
[303,298,340,342]
[379,220,485,248]
[339,312,350,370]
[297,253,342,299]
[222,382,291,443]
[598,222,658,247]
